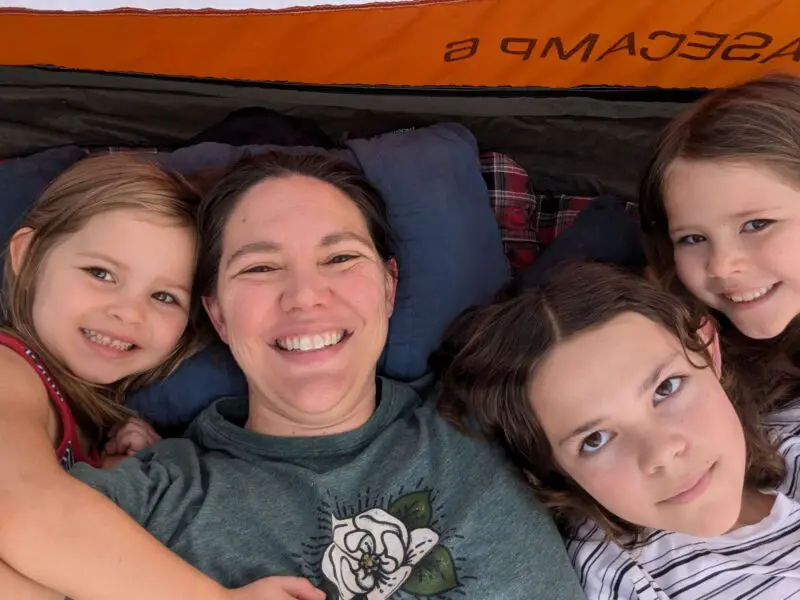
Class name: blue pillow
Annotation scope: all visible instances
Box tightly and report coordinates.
[127,345,248,424]
[519,195,646,289]
[346,124,510,380]
[0,146,86,288]
[132,124,509,423]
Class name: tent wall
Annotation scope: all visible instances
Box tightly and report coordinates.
[0,67,692,197]
[1,0,799,89]
[3,1,799,195]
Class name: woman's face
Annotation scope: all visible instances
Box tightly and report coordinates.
[204,174,396,435]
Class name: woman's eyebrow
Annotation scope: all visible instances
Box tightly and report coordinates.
[226,241,280,268]
[320,231,373,248]
[227,232,373,268]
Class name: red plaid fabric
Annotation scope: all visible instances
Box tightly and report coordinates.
[526,193,595,248]
[479,152,539,270]
[480,151,639,271]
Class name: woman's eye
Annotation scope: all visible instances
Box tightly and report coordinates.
[654,375,684,402]
[152,291,178,305]
[242,265,278,274]
[85,267,114,282]
[580,431,612,454]
[327,254,358,265]
[676,234,706,246]
[742,219,773,233]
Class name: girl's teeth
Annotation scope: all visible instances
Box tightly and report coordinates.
[727,285,773,303]
[82,329,133,351]
[276,330,345,352]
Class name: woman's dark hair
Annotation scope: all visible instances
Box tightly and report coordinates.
[639,73,800,410]
[195,152,397,299]
[436,261,785,547]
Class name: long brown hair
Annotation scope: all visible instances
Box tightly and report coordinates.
[639,73,800,410]
[435,262,785,547]
[1,154,203,439]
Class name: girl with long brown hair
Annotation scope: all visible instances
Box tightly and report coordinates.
[437,262,798,599]
[639,73,800,410]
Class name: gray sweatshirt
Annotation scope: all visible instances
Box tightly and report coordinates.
[72,377,584,599]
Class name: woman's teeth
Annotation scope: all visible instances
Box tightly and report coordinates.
[82,329,134,351]
[725,285,774,303]
[276,330,346,352]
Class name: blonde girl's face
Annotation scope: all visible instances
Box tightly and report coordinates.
[529,313,747,537]
[13,208,196,384]
[665,159,800,339]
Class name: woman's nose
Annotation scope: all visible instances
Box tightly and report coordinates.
[280,268,332,312]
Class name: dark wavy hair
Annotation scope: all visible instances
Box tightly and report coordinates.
[435,262,785,547]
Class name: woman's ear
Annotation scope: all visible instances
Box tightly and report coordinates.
[698,317,722,377]
[202,295,229,344]
[9,227,35,275]
[384,258,398,318]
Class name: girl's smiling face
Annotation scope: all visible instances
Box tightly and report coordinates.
[665,159,800,339]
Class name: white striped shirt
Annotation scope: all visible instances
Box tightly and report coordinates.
[566,405,800,599]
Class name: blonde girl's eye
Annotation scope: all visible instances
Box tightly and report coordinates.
[84,267,114,282]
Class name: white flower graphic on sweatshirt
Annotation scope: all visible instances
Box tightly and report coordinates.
[321,507,439,599]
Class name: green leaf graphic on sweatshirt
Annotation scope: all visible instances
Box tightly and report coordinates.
[388,490,432,529]
[402,545,459,596]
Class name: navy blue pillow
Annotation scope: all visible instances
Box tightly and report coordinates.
[346,124,510,380]
[519,195,646,289]
[127,345,248,424]
[0,146,86,288]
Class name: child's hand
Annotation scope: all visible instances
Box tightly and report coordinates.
[230,576,325,600]
[101,418,162,469]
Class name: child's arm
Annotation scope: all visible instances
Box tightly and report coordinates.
[0,559,63,600]
[0,347,231,600]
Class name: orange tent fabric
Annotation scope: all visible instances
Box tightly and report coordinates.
[1,0,799,89]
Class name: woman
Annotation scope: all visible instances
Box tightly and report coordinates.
[68,152,584,599]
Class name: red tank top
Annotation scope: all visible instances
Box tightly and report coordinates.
[0,332,101,469]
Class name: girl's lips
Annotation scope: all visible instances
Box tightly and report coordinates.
[80,329,139,359]
[720,282,780,310]
[660,463,715,506]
